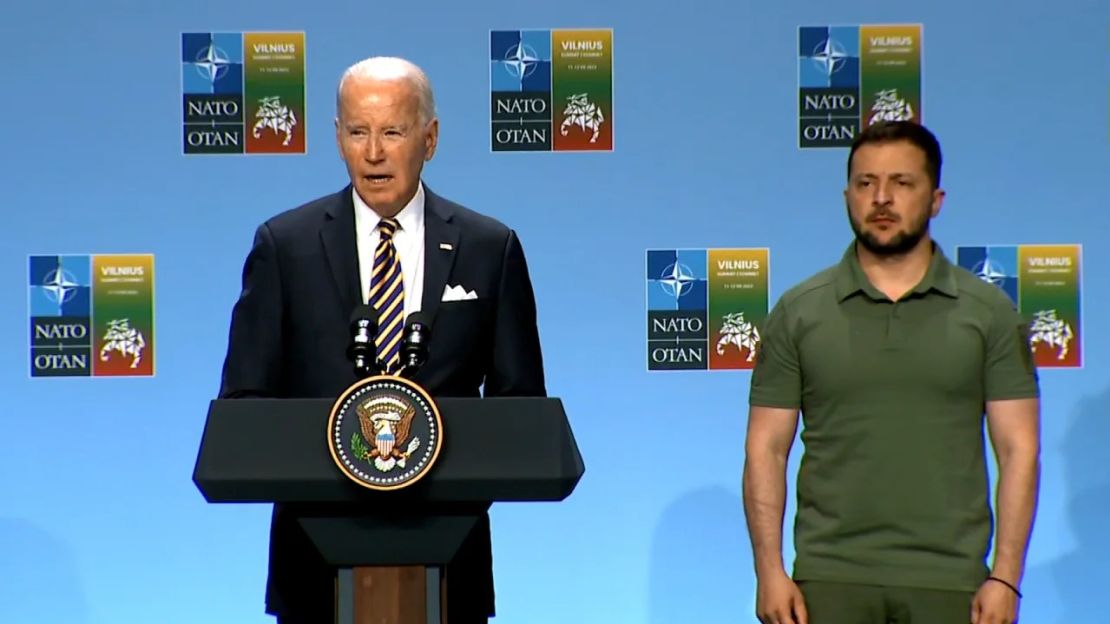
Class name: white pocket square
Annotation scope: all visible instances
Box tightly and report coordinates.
[441,284,478,302]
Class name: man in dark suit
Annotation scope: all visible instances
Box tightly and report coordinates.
[218,56,546,624]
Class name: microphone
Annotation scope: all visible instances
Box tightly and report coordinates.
[347,304,382,378]
[399,312,431,378]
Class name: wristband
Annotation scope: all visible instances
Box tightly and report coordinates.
[987,576,1022,598]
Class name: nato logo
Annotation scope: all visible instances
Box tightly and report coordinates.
[648,250,707,311]
[799,26,860,89]
[182,32,245,154]
[490,30,553,151]
[647,250,708,370]
[29,255,93,377]
[798,26,861,148]
[957,246,1019,305]
[491,30,552,92]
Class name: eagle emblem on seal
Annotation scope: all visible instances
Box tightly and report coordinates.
[352,396,422,472]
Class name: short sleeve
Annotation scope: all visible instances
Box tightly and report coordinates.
[749,297,802,408]
[984,294,1040,401]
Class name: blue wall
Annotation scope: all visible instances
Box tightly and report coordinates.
[3,1,1108,622]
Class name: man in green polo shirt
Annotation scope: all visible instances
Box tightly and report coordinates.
[743,121,1040,624]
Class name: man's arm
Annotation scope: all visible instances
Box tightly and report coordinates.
[745,295,808,623]
[971,293,1041,623]
[743,406,801,577]
[482,229,545,397]
[218,223,285,398]
[744,295,802,576]
[985,397,1040,588]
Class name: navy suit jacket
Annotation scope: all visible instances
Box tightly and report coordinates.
[219,184,546,399]
[217,184,546,617]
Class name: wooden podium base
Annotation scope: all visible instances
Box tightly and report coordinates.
[337,566,446,624]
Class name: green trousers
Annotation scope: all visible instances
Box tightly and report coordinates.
[797,581,976,624]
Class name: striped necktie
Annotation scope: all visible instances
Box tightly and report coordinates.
[369,217,404,373]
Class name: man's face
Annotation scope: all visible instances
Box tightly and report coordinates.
[844,140,944,256]
[335,77,438,217]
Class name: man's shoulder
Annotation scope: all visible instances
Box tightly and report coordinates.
[428,189,514,241]
[261,188,346,235]
[777,263,840,310]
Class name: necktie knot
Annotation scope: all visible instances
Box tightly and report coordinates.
[378,218,399,240]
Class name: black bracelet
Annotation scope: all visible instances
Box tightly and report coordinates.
[987,576,1023,598]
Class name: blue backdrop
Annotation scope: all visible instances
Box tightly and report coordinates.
[4,0,1108,622]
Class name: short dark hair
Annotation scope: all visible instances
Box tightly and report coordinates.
[847,121,942,188]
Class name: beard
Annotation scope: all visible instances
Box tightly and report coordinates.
[848,205,931,256]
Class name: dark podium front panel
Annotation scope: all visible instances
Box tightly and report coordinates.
[192,397,584,504]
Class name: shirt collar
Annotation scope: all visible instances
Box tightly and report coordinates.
[834,240,959,302]
[353,182,425,238]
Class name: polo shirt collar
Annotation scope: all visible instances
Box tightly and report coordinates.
[835,240,959,302]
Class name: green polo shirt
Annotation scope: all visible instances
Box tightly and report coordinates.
[749,242,1039,592]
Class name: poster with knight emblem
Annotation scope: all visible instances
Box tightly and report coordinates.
[646,248,770,371]
[29,254,156,377]
[957,244,1083,368]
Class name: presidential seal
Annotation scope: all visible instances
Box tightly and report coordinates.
[327,375,443,491]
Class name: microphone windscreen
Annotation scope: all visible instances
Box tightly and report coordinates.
[350,304,378,325]
[404,311,430,329]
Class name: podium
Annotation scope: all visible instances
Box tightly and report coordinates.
[192,396,584,624]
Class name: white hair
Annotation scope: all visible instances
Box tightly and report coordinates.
[336,57,436,124]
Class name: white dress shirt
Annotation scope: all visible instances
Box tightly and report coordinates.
[353,183,426,321]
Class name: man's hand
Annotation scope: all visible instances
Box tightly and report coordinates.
[756,571,808,624]
[971,579,1020,624]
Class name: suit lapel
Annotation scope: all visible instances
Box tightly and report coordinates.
[320,186,361,315]
[421,187,460,327]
